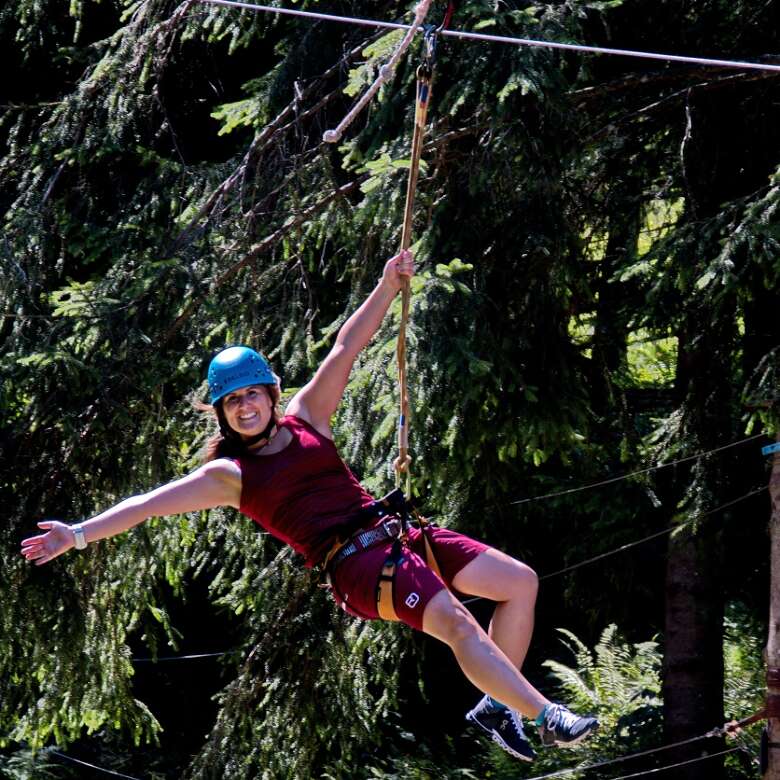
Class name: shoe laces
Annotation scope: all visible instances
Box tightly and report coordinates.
[501,709,527,738]
[545,703,578,731]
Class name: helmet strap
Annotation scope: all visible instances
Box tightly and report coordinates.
[242,417,278,449]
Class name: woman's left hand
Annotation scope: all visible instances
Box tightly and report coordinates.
[20,520,75,565]
[382,249,415,292]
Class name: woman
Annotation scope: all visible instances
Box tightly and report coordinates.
[21,250,598,762]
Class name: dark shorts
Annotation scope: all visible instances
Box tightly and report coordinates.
[328,524,489,631]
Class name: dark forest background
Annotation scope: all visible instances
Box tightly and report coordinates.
[1,0,778,778]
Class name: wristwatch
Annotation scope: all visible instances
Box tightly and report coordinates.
[71,524,87,550]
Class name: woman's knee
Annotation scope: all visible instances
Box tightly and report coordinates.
[422,590,482,646]
[452,548,538,603]
[510,561,539,600]
[491,556,539,603]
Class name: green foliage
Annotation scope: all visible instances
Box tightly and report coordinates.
[190,544,410,779]
[0,747,74,779]
[723,602,765,760]
[483,625,663,778]
[543,625,662,737]
[0,0,776,777]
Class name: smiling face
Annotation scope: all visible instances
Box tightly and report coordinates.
[220,384,275,439]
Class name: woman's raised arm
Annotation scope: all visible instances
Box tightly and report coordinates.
[288,250,414,435]
[20,458,241,566]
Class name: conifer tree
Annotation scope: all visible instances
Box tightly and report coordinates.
[1,0,777,777]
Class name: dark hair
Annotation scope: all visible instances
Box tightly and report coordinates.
[196,384,282,462]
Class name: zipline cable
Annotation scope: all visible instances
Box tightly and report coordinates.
[605,748,746,780]
[45,713,756,780]
[510,432,766,506]
[524,746,745,780]
[199,0,780,73]
[50,750,141,780]
[538,484,767,580]
[133,485,766,659]
[458,484,767,603]
[519,709,762,780]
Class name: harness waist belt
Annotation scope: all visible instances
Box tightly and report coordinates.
[328,518,402,570]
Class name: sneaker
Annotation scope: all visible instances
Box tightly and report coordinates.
[537,703,599,747]
[466,695,536,761]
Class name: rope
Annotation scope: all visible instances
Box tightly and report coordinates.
[322,0,433,144]
[591,748,745,780]
[393,28,439,491]
[42,710,755,780]
[43,733,747,780]
[523,748,741,780]
[612,747,747,780]
[510,432,766,506]
[131,485,765,660]
[199,0,780,73]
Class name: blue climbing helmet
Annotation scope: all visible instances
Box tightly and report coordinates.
[207,346,276,405]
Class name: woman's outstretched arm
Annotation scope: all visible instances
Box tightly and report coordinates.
[20,459,241,566]
[288,250,414,435]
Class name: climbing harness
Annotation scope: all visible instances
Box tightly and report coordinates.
[323,487,444,622]
[322,487,412,621]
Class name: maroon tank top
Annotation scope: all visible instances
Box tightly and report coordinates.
[237,415,374,566]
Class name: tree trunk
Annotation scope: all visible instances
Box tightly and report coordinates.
[766,436,780,780]
[663,524,726,778]
[660,82,750,780]
[662,274,740,776]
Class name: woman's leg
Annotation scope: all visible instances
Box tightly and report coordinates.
[421,586,549,720]
[451,548,539,671]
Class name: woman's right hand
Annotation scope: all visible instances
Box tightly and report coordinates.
[380,249,415,293]
[20,521,75,566]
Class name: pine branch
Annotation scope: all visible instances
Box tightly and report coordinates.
[160,175,367,345]
[158,115,485,346]
[580,70,780,144]
[571,65,779,106]
[169,31,382,252]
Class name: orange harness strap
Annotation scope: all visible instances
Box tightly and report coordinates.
[376,555,401,622]
[374,518,443,622]
[421,523,443,580]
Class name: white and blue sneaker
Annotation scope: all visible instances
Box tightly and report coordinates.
[537,702,599,747]
[466,695,536,761]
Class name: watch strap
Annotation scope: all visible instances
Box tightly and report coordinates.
[72,524,87,550]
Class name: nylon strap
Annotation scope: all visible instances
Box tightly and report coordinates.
[394,30,438,492]
[423,528,443,579]
[377,558,400,621]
